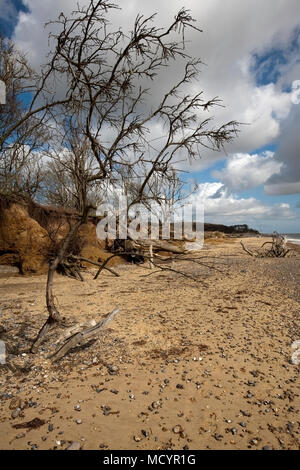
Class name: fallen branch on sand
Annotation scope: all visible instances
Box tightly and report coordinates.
[241,232,292,258]
[49,307,120,362]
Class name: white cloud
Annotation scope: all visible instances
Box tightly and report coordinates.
[189,183,296,227]
[12,0,299,172]
[212,151,283,191]
[265,105,300,194]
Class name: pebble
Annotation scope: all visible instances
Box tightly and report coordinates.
[76,419,82,424]
[176,384,184,389]
[11,408,21,419]
[48,424,53,432]
[67,442,81,450]
[108,365,119,375]
[74,404,81,411]
[262,446,273,451]
[173,425,183,434]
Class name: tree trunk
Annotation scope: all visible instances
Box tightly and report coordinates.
[31,209,90,353]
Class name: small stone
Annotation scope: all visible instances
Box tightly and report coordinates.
[76,419,82,424]
[129,394,135,399]
[262,446,272,451]
[239,422,247,428]
[134,436,141,442]
[110,389,119,395]
[67,442,81,450]
[231,428,238,435]
[48,424,53,432]
[248,381,256,386]
[74,404,81,411]
[176,384,184,389]
[141,430,149,437]
[11,408,21,419]
[108,365,119,375]
[173,425,183,434]
[151,401,161,409]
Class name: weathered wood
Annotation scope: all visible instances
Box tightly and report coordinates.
[136,239,186,254]
[240,241,255,257]
[149,243,153,269]
[49,307,120,362]
[70,255,120,277]
[31,208,91,353]
[241,233,291,258]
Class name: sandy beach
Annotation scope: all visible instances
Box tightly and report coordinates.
[0,236,299,450]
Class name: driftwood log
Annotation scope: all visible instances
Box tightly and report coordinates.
[49,307,120,362]
[241,232,291,258]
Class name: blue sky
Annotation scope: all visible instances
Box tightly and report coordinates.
[1,0,300,233]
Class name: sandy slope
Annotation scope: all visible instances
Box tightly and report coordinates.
[0,237,299,450]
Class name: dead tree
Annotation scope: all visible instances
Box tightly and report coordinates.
[241,232,291,258]
[3,1,239,355]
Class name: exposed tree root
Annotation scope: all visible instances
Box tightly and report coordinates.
[241,232,292,258]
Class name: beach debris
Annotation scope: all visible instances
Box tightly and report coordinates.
[241,232,291,258]
[12,418,45,430]
[48,307,120,362]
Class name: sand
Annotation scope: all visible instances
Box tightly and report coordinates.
[0,236,299,450]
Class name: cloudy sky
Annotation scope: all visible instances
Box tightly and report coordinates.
[1,0,300,233]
